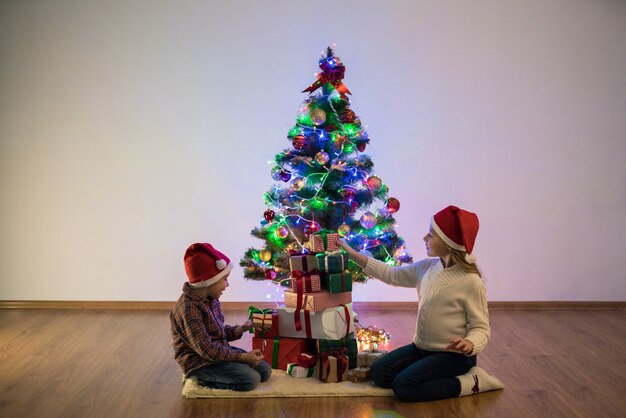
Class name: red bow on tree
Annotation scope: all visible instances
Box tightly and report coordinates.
[302,47,351,98]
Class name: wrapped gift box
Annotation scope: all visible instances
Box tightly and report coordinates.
[347,367,371,382]
[317,332,358,369]
[284,289,352,312]
[315,353,349,383]
[310,232,340,253]
[287,363,315,378]
[316,252,347,274]
[249,307,279,338]
[321,271,353,293]
[289,254,318,273]
[289,271,322,293]
[277,303,354,340]
[252,336,314,370]
[357,349,389,368]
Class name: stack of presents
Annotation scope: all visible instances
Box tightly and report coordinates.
[250,232,388,383]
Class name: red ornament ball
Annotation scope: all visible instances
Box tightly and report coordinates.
[339,185,357,201]
[279,170,292,182]
[264,269,277,281]
[304,221,321,237]
[340,109,356,123]
[264,209,275,222]
[292,135,307,150]
[356,141,367,152]
[386,197,401,213]
[366,176,383,192]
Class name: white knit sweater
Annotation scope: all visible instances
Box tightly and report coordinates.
[364,257,490,355]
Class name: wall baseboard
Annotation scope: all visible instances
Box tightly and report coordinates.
[0,300,624,310]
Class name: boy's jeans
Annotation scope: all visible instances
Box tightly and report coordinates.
[371,343,476,402]
[189,347,272,391]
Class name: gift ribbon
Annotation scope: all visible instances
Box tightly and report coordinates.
[294,277,304,332]
[304,310,312,339]
[248,306,274,334]
[340,304,351,337]
[333,351,349,382]
[301,255,309,272]
[292,269,320,332]
[271,338,280,369]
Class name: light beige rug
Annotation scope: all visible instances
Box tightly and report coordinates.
[182,370,394,398]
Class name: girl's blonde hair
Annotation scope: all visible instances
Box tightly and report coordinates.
[449,249,482,278]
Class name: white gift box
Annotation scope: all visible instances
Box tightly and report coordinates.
[286,363,315,378]
[277,303,355,340]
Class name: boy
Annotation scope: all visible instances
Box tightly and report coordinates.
[170,242,272,391]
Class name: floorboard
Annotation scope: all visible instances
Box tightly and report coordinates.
[1,308,625,418]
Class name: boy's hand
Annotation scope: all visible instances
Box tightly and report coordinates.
[446,338,474,355]
[240,320,253,332]
[234,320,253,338]
[240,349,263,367]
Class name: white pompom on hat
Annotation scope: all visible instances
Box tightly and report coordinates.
[431,205,480,256]
[184,243,233,288]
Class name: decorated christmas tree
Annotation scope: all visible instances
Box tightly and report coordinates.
[240,47,412,287]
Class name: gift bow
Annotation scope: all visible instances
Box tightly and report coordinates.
[296,352,317,369]
[247,306,274,334]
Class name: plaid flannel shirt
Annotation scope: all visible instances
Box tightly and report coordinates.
[170,282,242,377]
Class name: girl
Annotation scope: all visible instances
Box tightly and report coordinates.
[339,205,503,402]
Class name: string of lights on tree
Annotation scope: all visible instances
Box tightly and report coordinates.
[240,47,412,288]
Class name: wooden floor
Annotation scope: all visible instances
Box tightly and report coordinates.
[1,306,626,418]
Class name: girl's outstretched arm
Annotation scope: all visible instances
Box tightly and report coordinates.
[338,240,368,268]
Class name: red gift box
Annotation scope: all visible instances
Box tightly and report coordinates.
[252,336,314,370]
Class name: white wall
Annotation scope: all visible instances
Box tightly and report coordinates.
[1,0,625,302]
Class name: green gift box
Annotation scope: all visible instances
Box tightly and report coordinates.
[322,271,353,293]
[317,332,358,369]
[315,252,347,274]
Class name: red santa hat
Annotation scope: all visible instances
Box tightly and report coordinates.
[431,206,480,255]
[184,243,233,288]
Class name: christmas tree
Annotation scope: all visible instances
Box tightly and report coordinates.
[240,47,412,287]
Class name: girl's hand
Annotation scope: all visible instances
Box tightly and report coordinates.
[338,239,368,268]
[446,338,474,355]
[338,239,351,252]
